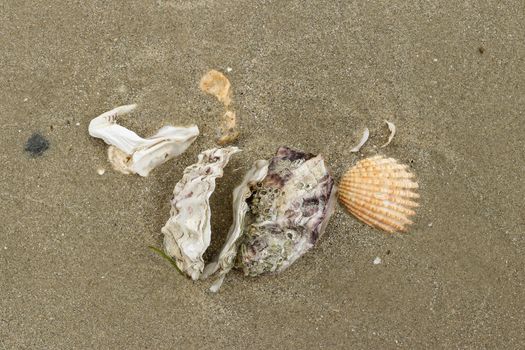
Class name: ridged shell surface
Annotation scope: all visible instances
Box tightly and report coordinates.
[339,155,419,233]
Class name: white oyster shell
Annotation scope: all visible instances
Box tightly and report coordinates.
[202,159,269,292]
[88,104,199,176]
[161,147,240,280]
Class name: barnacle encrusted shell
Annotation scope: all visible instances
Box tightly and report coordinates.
[338,155,419,233]
[237,147,337,277]
[161,146,240,280]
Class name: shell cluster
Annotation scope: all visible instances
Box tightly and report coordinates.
[338,155,419,233]
[160,147,419,291]
[163,146,337,291]
[88,76,422,293]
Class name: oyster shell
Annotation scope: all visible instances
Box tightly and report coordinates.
[161,146,240,280]
[201,159,270,291]
[237,147,337,277]
[338,155,419,233]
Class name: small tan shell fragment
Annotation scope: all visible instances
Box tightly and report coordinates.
[339,155,419,233]
[199,69,231,107]
[107,146,133,174]
[217,111,239,145]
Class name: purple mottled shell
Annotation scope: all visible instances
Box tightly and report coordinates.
[238,147,337,276]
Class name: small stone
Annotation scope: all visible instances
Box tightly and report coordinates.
[24,133,50,157]
[373,257,382,265]
[226,67,232,72]
[75,122,80,126]
[97,167,106,175]
[428,222,433,227]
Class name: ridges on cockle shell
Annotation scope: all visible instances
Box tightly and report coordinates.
[338,155,419,233]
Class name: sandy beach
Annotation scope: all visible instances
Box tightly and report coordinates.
[1,1,524,348]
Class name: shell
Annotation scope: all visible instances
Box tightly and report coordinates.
[199,69,231,107]
[338,155,419,233]
[88,104,199,176]
[237,147,337,277]
[216,111,239,145]
[201,159,270,291]
[161,147,240,280]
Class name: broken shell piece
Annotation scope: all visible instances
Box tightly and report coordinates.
[238,147,337,277]
[350,128,370,153]
[380,120,396,148]
[88,105,199,176]
[161,147,240,280]
[107,146,133,174]
[217,111,240,145]
[338,155,419,233]
[199,70,231,107]
[202,159,269,291]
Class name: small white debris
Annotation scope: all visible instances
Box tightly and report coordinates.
[380,120,396,148]
[373,257,382,265]
[433,58,438,62]
[428,222,433,227]
[75,122,80,126]
[3,246,7,250]
[117,84,128,94]
[97,167,106,175]
[226,67,232,72]
[350,128,370,153]
[23,98,28,102]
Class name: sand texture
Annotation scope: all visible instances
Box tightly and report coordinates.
[1,1,524,348]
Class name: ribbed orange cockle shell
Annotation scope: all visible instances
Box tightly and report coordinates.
[338,155,419,233]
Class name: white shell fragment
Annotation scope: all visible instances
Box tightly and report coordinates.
[380,120,396,148]
[202,159,269,292]
[350,127,370,153]
[88,104,199,176]
[161,147,240,280]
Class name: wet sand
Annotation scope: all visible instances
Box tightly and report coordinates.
[1,1,524,348]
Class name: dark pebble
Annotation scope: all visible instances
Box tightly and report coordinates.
[25,133,50,157]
